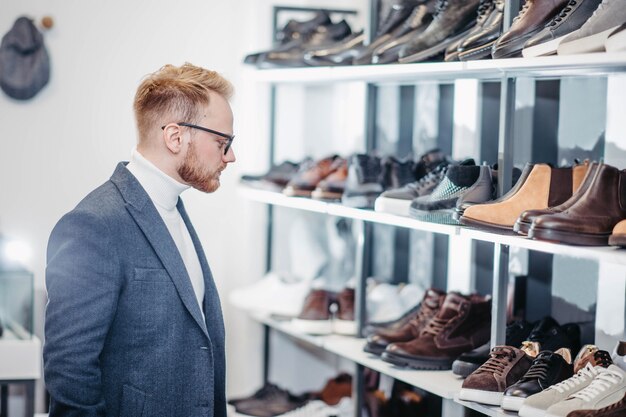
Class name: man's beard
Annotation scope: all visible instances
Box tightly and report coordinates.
[177,140,224,193]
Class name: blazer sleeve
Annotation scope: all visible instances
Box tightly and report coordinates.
[44,209,122,417]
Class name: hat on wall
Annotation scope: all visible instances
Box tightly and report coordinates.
[0,16,50,100]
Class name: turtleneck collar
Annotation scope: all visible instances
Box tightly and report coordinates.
[126,148,189,211]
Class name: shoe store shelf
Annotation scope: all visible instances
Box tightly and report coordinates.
[249,312,463,400]
[454,398,517,417]
[241,186,626,265]
[247,52,626,85]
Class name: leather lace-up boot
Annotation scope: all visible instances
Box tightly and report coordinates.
[460,164,576,232]
[364,288,446,355]
[291,289,334,335]
[529,163,626,246]
[514,161,594,235]
[492,0,570,58]
[398,0,481,63]
[381,292,491,370]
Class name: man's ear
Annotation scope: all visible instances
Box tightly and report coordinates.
[162,123,185,155]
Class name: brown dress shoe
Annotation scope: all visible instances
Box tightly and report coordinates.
[291,289,334,335]
[363,288,446,355]
[609,219,626,247]
[492,0,569,58]
[381,292,491,370]
[311,159,348,201]
[530,163,626,246]
[283,155,343,197]
[458,345,533,406]
[514,161,595,235]
[460,164,574,232]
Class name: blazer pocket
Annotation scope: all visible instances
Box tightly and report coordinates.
[133,267,171,283]
[119,384,146,417]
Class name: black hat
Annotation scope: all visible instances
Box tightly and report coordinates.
[0,16,50,100]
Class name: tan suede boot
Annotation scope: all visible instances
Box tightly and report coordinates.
[460,164,574,232]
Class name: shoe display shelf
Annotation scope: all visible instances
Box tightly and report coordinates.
[249,311,463,400]
[248,52,626,84]
[240,186,626,266]
[243,3,626,417]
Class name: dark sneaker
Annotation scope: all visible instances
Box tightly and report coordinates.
[459,345,534,405]
[501,348,574,412]
[364,288,446,355]
[291,289,334,335]
[409,162,484,224]
[374,154,453,215]
[522,316,581,358]
[381,292,491,370]
[229,382,283,406]
[342,154,384,208]
[453,319,533,377]
[241,160,303,192]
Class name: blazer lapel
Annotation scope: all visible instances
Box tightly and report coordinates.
[110,163,209,339]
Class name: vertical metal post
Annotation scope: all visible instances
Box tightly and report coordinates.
[0,384,6,417]
[491,244,509,347]
[497,77,516,196]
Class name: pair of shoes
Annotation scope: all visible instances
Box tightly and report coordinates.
[374,291,492,370]
[291,287,356,335]
[523,163,626,246]
[283,155,346,198]
[229,383,310,417]
[445,0,504,61]
[342,151,443,209]
[459,161,591,234]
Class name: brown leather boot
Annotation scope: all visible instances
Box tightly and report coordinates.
[609,219,626,247]
[363,288,446,355]
[514,161,595,235]
[460,164,574,232]
[530,163,626,246]
[380,292,491,370]
[492,0,569,58]
[291,289,334,335]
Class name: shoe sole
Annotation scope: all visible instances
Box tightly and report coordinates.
[399,29,471,64]
[311,189,342,201]
[381,351,453,370]
[458,39,497,61]
[558,26,619,55]
[605,26,626,53]
[609,233,626,247]
[529,226,611,246]
[458,388,503,406]
[501,395,526,412]
[451,360,481,378]
[333,319,356,336]
[522,33,570,58]
[409,208,458,225]
[290,318,333,335]
[519,404,550,417]
[513,219,531,235]
[458,215,517,234]
[363,343,387,356]
[374,196,412,216]
[283,187,313,197]
[492,31,540,59]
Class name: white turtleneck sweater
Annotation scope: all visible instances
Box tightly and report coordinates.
[126,149,205,319]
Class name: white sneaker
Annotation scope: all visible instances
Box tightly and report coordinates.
[545,365,626,417]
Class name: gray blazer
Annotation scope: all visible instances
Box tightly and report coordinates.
[44,162,226,417]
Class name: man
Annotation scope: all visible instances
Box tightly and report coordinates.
[44,63,235,417]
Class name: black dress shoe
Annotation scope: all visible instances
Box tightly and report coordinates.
[398,0,481,63]
[458,0,504,61]
[501,348,574,412]
[303,32,366,66]
[444,0,496,61]
[257,20,353,68]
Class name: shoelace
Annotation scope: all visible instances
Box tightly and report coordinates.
[475,346,518,377]
[571,367,624,402]
[476,0,494,19]
[552,363,600,394]
[406,164,449,192]
[433,0,450,18]
[522,353,552,381]
[549,0,576,26]
[408,302,438,332]
[422,316,448,336]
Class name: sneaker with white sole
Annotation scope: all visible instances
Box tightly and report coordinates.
[544,365,626,417]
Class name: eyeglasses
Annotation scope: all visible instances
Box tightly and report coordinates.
[161,122,234,155]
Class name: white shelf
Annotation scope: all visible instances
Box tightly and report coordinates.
[246,52,626,84]
[250,312,463,399]
[241,185,626,265]
[454,398,518,417]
